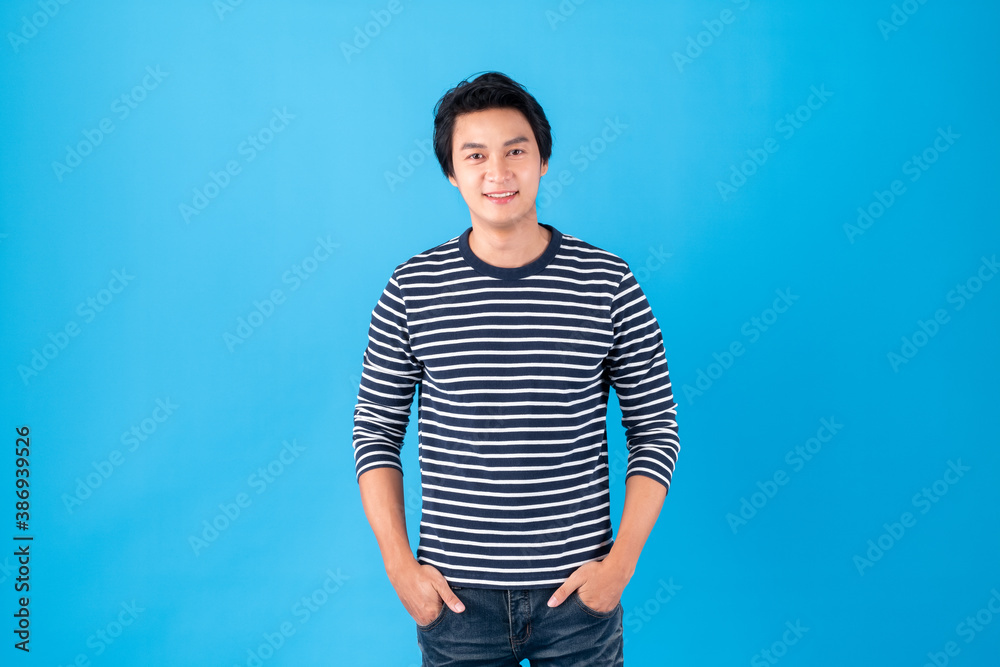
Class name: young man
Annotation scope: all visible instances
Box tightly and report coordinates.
[353,71,680,665]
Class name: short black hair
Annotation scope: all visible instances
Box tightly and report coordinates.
[432,71,552,180]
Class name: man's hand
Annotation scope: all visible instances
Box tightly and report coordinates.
[547,474,667,612]
[358,469,464,624]
[389,559,465,625]
[545,558,631,613]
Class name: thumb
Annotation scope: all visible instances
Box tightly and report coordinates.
[547,575,580,608]
[437,582,466,613]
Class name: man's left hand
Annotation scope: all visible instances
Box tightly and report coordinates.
[546,558,630,613]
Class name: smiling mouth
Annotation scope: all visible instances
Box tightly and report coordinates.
[484,191,518,200]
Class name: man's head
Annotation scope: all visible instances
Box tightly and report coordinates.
[433,72,552,180]
[433,72,552,229]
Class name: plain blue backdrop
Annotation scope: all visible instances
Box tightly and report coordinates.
[1,1,998,665]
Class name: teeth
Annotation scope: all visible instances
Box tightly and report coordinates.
[486,192,516,198]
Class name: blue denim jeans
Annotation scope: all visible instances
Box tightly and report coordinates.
[416,584,624,666]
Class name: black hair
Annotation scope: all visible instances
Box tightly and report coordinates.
[432,71,552,180]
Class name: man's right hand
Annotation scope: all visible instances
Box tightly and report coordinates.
[388,559,466,625]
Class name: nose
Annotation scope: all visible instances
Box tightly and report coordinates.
[485,153,512,182]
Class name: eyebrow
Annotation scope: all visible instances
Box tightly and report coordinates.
[458,135,529,150]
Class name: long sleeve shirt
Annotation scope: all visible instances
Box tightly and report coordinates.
[352,222,679,589]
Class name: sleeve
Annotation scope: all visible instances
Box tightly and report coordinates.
[352,268,423,483]
[604,266,680,494]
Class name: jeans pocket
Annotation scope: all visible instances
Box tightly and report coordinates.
[570,590,621,618]
[415,600,448,632]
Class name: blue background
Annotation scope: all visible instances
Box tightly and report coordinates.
[2,1,998,665]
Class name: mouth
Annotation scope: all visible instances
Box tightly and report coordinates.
[483,190,518,203]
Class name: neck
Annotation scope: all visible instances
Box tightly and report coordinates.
[468,221,552,269]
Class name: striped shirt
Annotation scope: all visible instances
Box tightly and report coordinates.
[352,222,680,589]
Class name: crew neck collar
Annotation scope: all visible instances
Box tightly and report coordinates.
[458,223,562,280]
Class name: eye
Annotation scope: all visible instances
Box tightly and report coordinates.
[468,153,484,160]
[510,149,525,156]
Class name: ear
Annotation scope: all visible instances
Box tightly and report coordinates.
[447,173,458,187]
[540,159,548,177]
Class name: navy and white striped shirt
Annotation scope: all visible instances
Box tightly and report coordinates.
[353,223,680,589]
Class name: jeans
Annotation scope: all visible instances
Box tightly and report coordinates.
[416,584,624,666]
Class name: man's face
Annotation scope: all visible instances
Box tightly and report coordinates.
[447,107,548,230]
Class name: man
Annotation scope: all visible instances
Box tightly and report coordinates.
[353,71,680,666]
